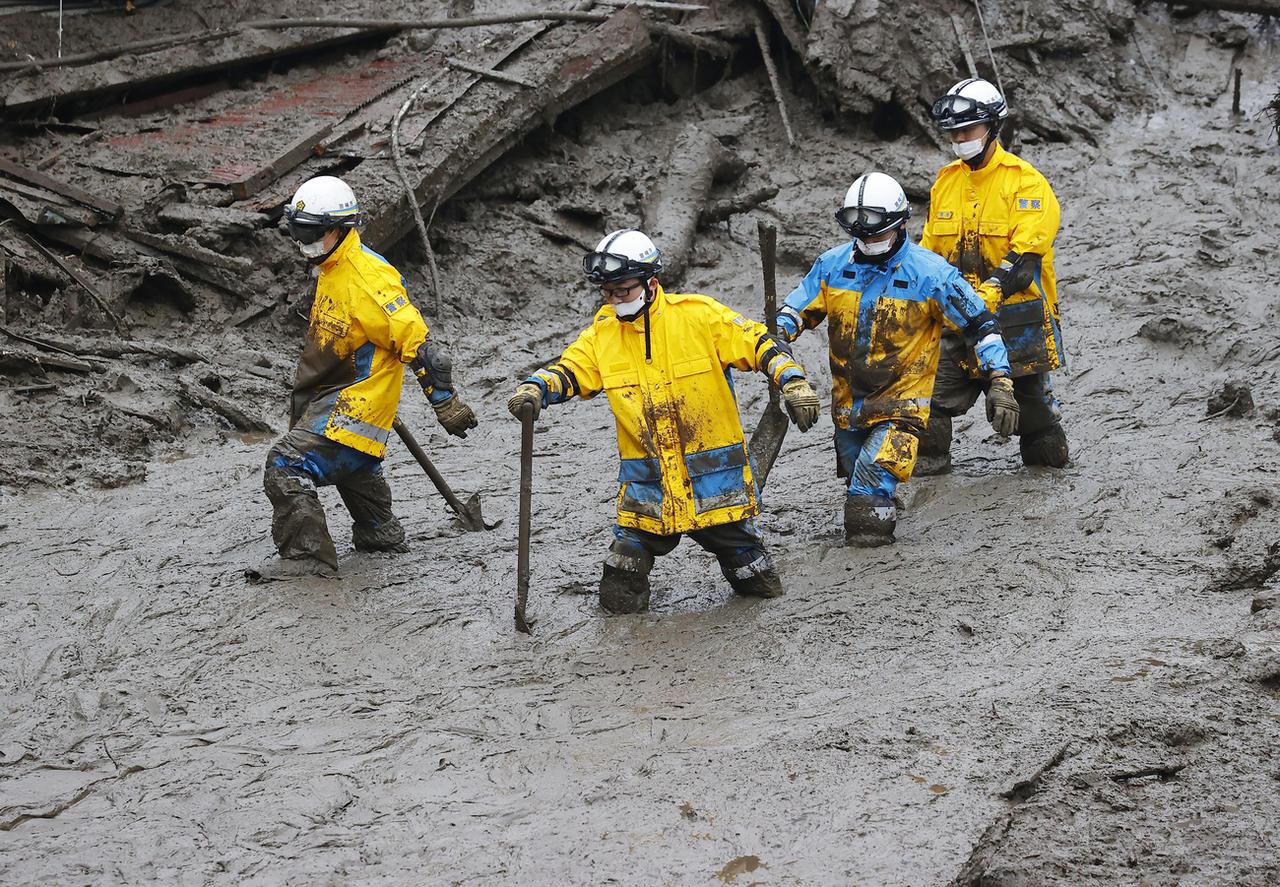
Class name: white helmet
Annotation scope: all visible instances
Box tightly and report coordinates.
[284,175,360,241]
[836,172,910,238]
[931,78,1008,131]
[583,229,663,284]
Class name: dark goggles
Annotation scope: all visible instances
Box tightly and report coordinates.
[583,250,655,284]
[931,93,996,130]
[283,206,350,244]
[835,205,903,237]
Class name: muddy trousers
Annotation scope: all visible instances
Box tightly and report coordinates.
[602,519,781,612]
[835,422,918,544]
[918,335,1067,472]
[263,429,406,569]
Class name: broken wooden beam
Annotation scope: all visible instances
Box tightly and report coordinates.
[642,123,742,284]
[240,12,734,58]
[157,203,269,235]
[177,372,275,434]
[229,123,334,201]
[356,9,656,252]
[120,229,254,275]
[0,28,239,74]
[22,234,127,334]
[0,348,98,374]
[0,158,123,220]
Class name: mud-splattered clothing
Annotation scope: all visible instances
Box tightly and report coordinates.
[264,428,406,569]
[919,142,1064,376]
[291,230,428,459]
[779,235,1010,498]
[526,285,803,537]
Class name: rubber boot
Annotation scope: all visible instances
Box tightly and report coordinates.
[844,494,896,547]
[914,413,953,476]
[727,568,784,598]
[599,564,652,614]
[1020,424,1069,468]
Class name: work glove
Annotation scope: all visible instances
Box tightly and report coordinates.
[985,375,1020,437]
[507,382,542,421]
[781,378,821,432]
[433,395,478,438]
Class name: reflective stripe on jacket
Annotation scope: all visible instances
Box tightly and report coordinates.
[779,238,1010,432]
[528,286,803,536]
[291,231,428,458]
[919,143,1065,372]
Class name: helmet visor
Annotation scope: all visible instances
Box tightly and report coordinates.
[836,205,902,238]
[286,219,330,244]
[583,250,652,284]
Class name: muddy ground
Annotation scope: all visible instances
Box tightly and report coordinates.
[3,2,1280,885]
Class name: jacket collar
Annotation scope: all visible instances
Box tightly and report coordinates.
[319,229,360,272]
[963,141,1008,181]
[603,282,665,326]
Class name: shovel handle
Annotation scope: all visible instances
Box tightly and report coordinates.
[758,220,780,408]
[515,405,534,633]
[392,417,471,518]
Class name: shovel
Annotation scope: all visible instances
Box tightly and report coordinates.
[747,220,789,493]
[514,405,534,634]
[392,417,496,532]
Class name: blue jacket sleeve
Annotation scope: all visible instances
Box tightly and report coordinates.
[933,266,1012,376]
[776,257,828,343]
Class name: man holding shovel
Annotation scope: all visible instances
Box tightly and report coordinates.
[248,175,477,582]
[507,229,821,614]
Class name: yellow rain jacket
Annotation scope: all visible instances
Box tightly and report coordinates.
[291,230,428,458]
[528,286,803,536]
[919,143,1064,375]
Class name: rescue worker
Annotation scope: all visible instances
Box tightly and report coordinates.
[778,172,1016,546]
[918,78,1069,473]
[506,229,821,614]
[248,176,477,581]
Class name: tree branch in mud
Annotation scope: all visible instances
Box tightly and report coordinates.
[1154,0,1280,15]
[642,124,745,283]
[177,372,275,434]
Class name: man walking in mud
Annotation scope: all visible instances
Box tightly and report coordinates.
[506,229,821,614]
[777,172,1016,546]
[917,78,1069,473]
[248,176,477,581]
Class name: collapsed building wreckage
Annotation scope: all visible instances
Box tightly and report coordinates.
[0,0,1242,488]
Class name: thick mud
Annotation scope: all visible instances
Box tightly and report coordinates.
[3,3,1280,885]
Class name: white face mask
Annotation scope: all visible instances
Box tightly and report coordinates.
[613,293,646,318]
[856,236,896,256]
[297,240,328,259]
[952,137,985,161]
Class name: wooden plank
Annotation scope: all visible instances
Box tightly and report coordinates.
[358,9,655,251]
[228,122,334,201]
[0,157,123,219]
[121,229,254,274]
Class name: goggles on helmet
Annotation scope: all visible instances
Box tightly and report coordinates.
[583,250,656,284]
[931,93,1000,131]
[283,205,356,244]
[835,205,906,238]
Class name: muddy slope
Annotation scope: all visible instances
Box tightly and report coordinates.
[2,3,1280,885]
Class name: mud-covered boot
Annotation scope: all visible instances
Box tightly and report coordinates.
[1020,424,1069,468]
[599,564,652,614]
[352,517,409,554]
[844,494,896,547]
[720,551,784,598]
[914,413,953,476]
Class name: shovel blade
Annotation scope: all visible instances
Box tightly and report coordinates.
[454,491,497,532]
[748,402,789,493]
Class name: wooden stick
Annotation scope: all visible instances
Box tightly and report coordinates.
[444,58,536,88]
[596,0,708,10]
[515,406,535,634]
[754,16,796,147]
[22,235,127,334]
[1153,0,1280,14]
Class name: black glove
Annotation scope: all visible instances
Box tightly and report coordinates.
[433,396,477,438]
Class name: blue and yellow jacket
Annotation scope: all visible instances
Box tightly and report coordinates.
[920,143,1064,375]
[291,230,428,458]
[527,286,803,536]
[779,236,1010,432]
